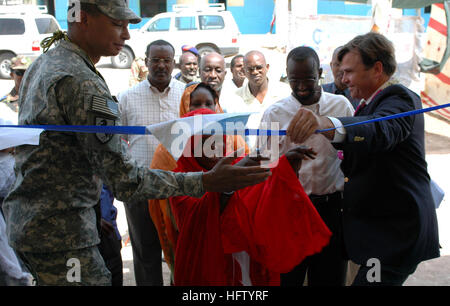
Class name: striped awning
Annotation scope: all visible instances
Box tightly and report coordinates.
[421,2,450,120]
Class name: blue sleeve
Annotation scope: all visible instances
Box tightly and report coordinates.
[100,184,116,223]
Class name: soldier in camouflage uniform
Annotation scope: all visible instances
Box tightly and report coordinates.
[2,0,270,286]
[128,57,148,87]
[0,56,32,113]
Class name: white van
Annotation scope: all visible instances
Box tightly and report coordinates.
[0,5,61,78]
[111,3,240,68]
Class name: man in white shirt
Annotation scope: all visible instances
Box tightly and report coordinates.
[222,54,246,92]
[118,40,185,285]
[224,50,291,148]
[259,46,354,286]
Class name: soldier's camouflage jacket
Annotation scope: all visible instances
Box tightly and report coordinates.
[3,40,205,253]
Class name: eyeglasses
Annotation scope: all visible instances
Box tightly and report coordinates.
[12,69,25,76]
[245,65,265,73]
[148,57,173,65]
[288,77,318,86]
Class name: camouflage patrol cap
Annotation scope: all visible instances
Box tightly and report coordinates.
[80,0,141,24]
[10,55,32,70]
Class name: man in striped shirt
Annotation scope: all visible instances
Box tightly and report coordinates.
[118,40,185,286]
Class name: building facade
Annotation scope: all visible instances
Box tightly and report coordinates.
[2,0,432,34]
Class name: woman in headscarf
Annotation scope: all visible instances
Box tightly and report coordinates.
[170,108,332,286]
[148,83,249,279]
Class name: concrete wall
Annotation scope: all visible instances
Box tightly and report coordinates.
[227,0,274,34]
[317,0,372,16]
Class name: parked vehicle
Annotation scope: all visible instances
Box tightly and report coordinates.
[0,5,61,79]
[111,4,241,69]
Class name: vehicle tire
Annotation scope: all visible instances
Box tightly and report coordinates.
[0,52,15,79]
[197,45,219,58]
[111,47,133,69]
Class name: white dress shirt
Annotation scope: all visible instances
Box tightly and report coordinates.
[221,78,239,93]
[259,91,355,196]
[218,82,242,114]
[223,79,291,148]
[221,77,247,94]
[118,78,185,168]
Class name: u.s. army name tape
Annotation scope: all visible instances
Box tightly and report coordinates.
[1,103,449,135]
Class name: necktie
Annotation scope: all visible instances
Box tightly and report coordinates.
[354,101,367,115]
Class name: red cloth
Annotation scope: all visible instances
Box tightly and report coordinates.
[182,108,215,118]
[170,110,332,286]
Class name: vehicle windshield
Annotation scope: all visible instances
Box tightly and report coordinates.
[199,15,224,30]
[0,18,25,35]
[35,17,59,34]
[147,17,170,32]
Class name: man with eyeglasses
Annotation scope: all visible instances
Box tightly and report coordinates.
[222,50,290,148]
[0,56,32,113]
[259,46,354,286]
[117,39,185,286]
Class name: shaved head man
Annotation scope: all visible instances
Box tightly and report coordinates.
[200,52,227,94]
[177,51,199,84]
[225,50,290,148]
[243,51,270,103]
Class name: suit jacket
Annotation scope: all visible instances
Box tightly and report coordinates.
[322,82,360,109]
[335,84,440,273]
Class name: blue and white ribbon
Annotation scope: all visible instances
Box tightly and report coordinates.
[1,104,449,152]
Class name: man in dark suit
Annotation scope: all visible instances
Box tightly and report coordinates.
[322,46,359,109]
[286,32,440,285]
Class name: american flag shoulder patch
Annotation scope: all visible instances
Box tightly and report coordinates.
[90,95,119,118]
